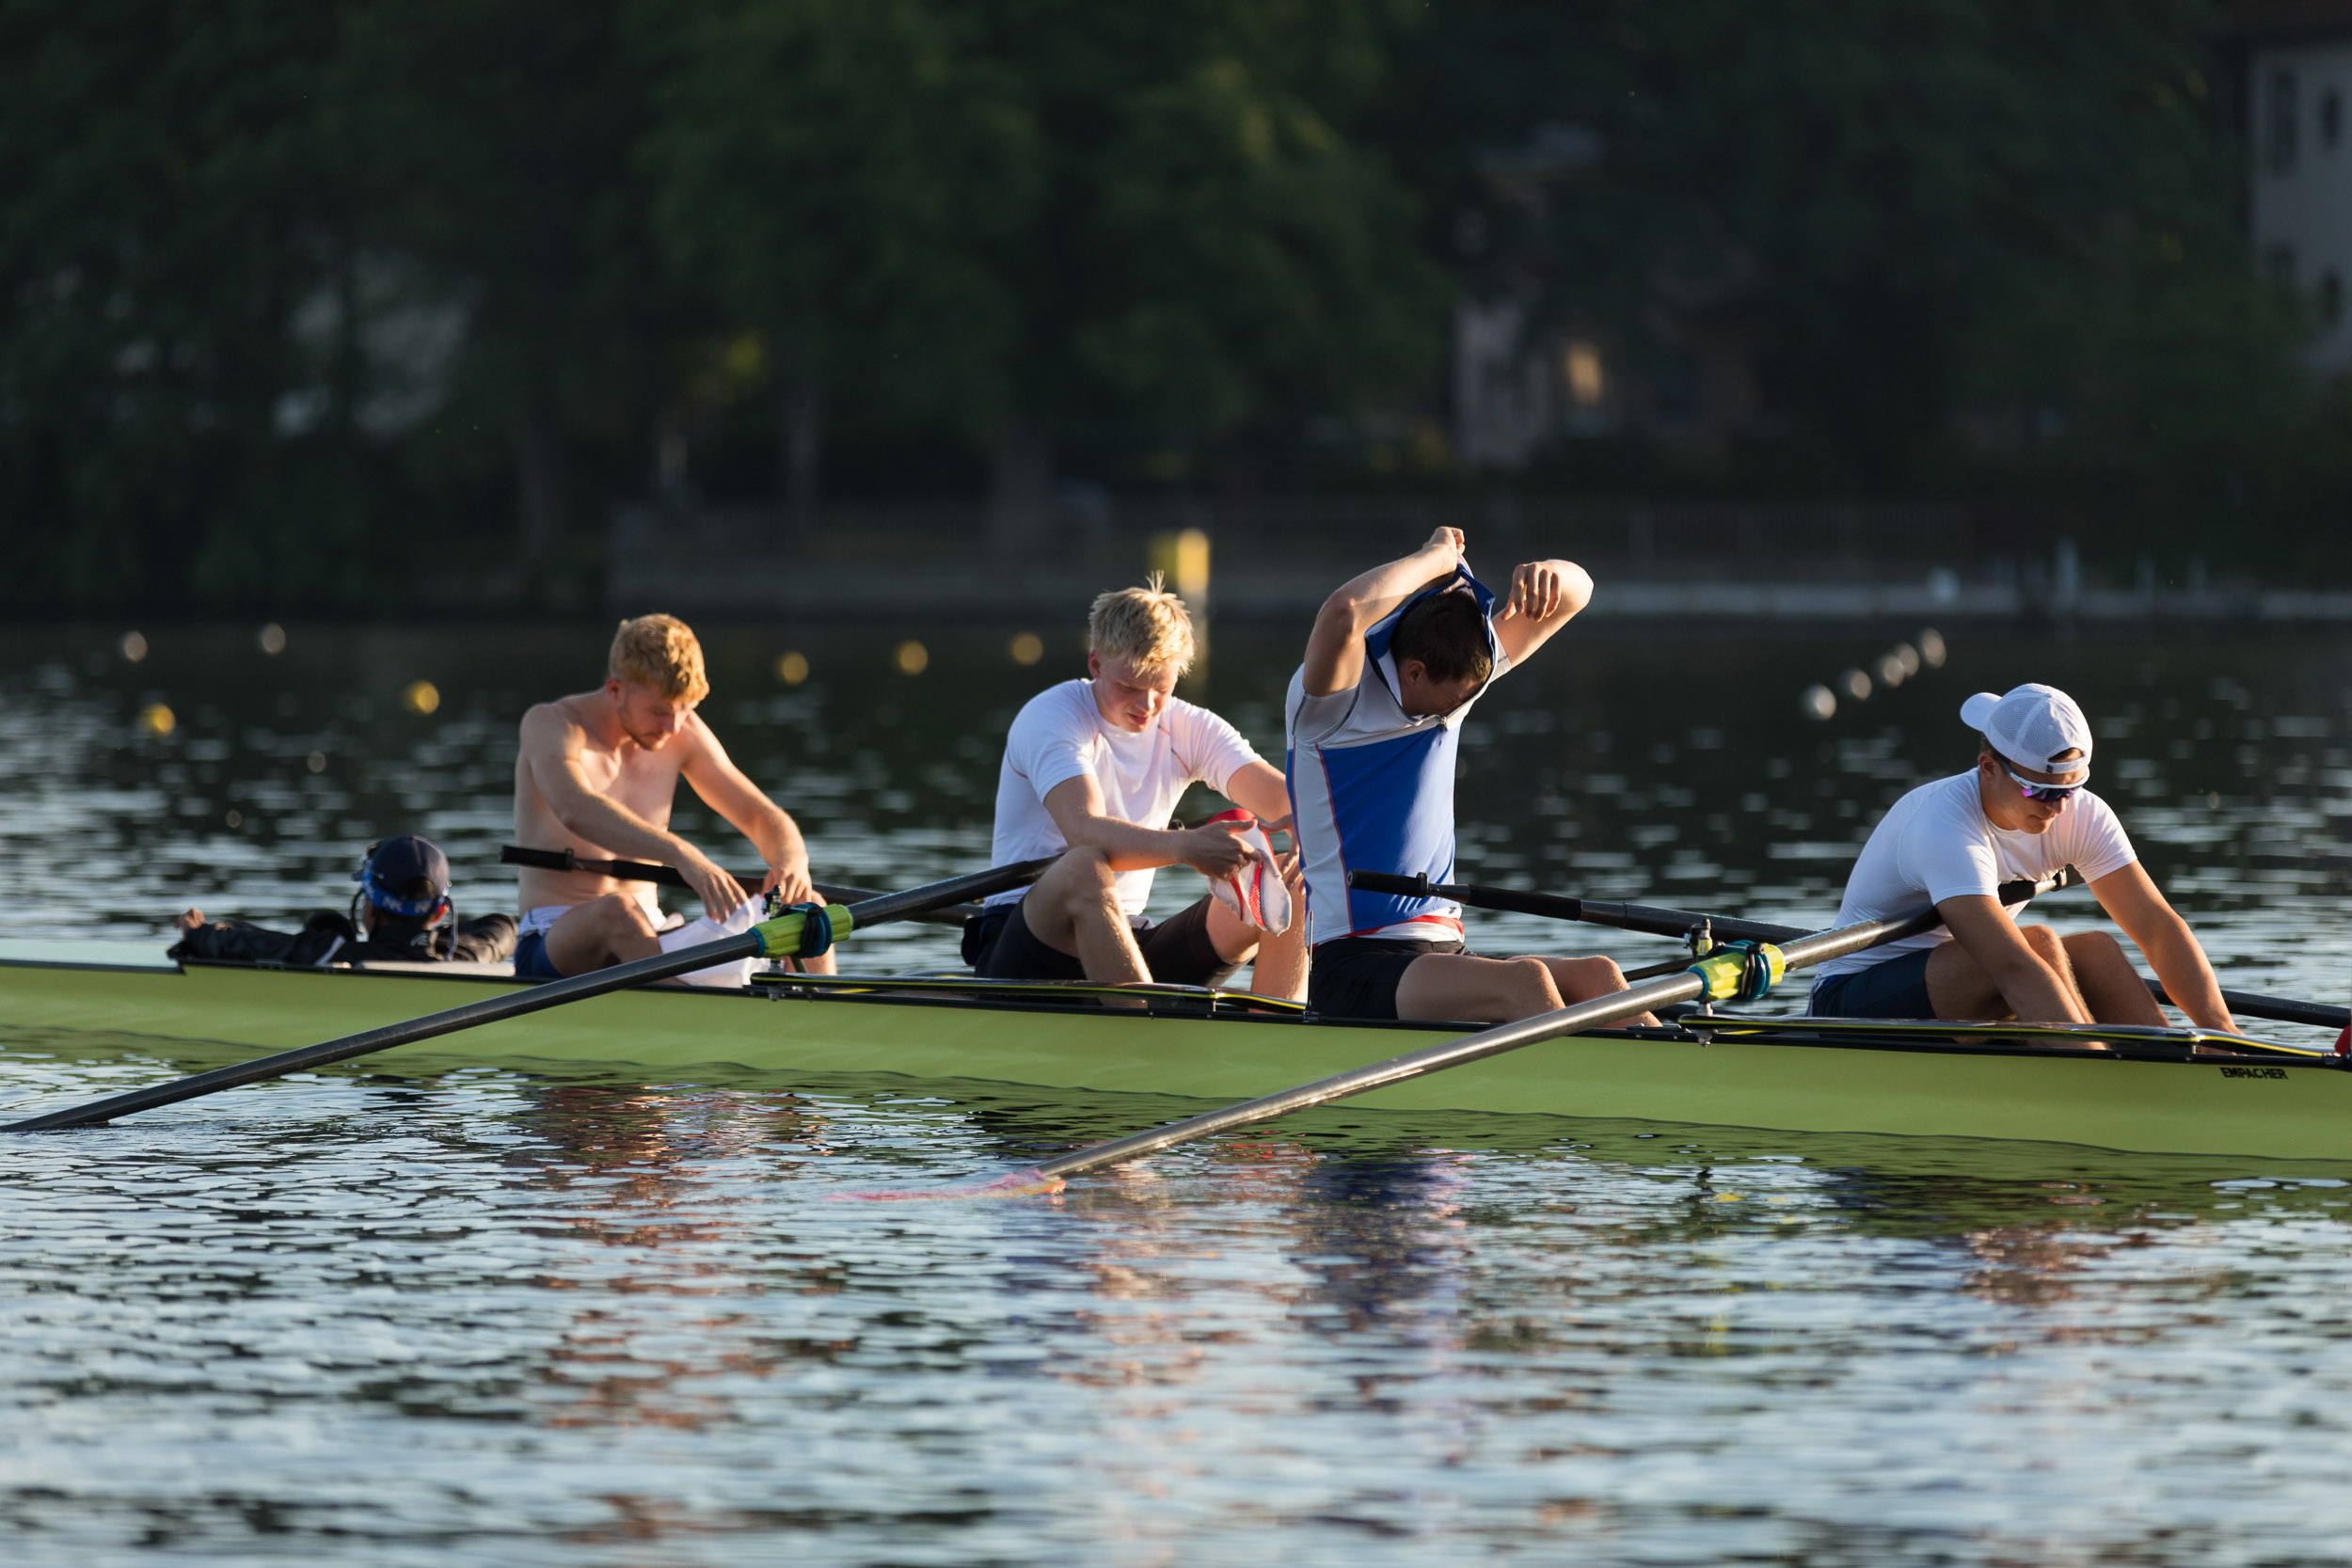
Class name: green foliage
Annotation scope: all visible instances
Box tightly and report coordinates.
[0,0,2340,610]
[643,0,1442,459]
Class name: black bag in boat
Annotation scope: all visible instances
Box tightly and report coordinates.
[169,911,518,967]
[169,911,358,967]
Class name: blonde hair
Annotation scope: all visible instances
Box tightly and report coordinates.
[609,613,709,705]
[1088,573,1195,675]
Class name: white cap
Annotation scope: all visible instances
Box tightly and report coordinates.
[1960,683,2093,772]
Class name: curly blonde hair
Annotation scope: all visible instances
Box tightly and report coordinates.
[1088,573,1195,676]
[609,613,709,705]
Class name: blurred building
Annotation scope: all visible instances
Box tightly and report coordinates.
[2234,0,2352,372]
[1450,123,1776,472]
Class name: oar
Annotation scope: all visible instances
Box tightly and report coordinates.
[845,873,2074,1200]
[2145,978,2347,1032]
[500,846,980,927]
[1343,871,1804,944]
[1345,868,2347,1033]
[5,859,1055,1133]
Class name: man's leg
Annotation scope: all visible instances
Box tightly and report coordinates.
[543,895,662,976]
[1242,907,1307,1001]
[1005,848,1150,984]
[1395,952,1566,1024]
[1924,926,2090,1022]
[2060,930,2165,1025]
[1529,954,1659,1028]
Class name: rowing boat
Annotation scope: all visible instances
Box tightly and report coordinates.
[1,938,2345,1161]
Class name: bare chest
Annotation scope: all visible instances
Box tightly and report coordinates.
[573,738,685,823]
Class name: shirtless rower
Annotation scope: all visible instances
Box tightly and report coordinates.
[511,613,830,979]
[1807,682,2236,1031]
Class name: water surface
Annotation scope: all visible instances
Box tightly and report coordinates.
[2,617,2350,1563]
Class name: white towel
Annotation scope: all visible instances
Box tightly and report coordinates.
[657,896,762,988]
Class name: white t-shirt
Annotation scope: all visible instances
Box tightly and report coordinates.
[987,679,1263,918]
[1810,770,2137,982]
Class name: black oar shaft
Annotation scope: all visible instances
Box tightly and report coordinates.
[499,847,978,927]
[8,858,1054,1133]
[2147,978,2347,1031]
[1344,871,1804,942]
[1028,898,1956,1184]
[1344,869,2076,946]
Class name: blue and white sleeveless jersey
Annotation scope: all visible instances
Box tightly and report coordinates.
[1283,567,1511,947]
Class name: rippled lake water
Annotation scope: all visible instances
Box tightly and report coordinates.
[3,616,2352,1563]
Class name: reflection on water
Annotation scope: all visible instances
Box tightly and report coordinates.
[8,1054,2351,1562]
[5,620,2352,1560]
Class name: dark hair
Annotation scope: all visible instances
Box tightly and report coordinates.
[1391,590,1493,686]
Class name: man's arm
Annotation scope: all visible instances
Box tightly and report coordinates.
[2089,861,2238,1032]
[1041,775,1256,879]
[1491,559,1594,668]
[1939,895,2091,1022]
[1220,759,1293,829]
[520,705,748,918]
[1301,528,1465,699]
[678,719,816,904]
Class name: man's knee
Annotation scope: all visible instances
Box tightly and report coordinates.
[2020,924,2066,960]
[2061,929,2126,963]
[1042,847,1118,904]
[582,894,655,938]
[1502,956,1564,1011]
[1553,955,1627,1001]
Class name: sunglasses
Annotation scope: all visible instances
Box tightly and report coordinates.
[1994,754,2087,804]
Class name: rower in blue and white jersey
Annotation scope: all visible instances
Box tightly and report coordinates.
[1284,527,1652,1025]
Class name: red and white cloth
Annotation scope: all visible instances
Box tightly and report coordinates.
[1200,809,1291,935]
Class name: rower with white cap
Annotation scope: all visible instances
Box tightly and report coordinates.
[1807,682,2239,1031]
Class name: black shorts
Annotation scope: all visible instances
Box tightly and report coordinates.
[1308,936,1468,1021]
[962,894,1239,988]
[1807,947,1935,1019]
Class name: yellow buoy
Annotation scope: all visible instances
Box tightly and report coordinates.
[1009,631,1043,666]
[894,640,929,675]
[776,651,810,686]
[402,680,441,715]
[138,703,174,737]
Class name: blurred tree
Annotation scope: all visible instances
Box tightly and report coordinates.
[0,0,371,609]
[644,0,1444,546]
[639,0,1032,525]
[340,0,672,596]
[969,0,1445,544]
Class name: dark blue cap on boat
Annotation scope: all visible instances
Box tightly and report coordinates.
[356,834,451,918]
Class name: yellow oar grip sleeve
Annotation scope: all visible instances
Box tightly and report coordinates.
[754,902,854,959]
[1687,941,1786,1003]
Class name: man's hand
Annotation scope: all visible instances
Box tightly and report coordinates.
[682,851,751,921]
[1180,817,1259,879]
[1507,560,1569,621]
[761,856,815,906]
[1422,526,1465,565]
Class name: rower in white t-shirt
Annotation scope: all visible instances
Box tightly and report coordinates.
[1810,682,2239,1031]
[962,578,1307,996]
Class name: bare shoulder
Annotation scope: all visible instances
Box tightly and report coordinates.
[672,707,741,777]
[519,693,596,752]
